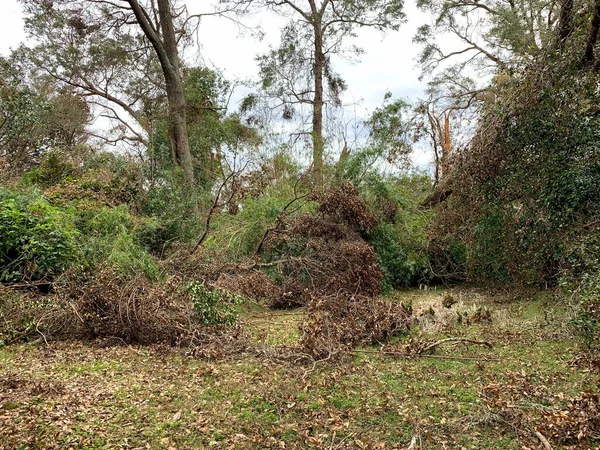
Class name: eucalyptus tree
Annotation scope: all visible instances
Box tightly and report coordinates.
[231,0,405,181]
[18,0,211,186]
[414,0,563,113]
[0,56,90,174]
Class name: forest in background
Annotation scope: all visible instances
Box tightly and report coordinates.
[1,0,600,448]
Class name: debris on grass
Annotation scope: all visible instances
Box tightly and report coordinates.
[299,293,412,357]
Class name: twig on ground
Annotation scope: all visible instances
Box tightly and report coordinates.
[352,348,499,361]
[35,316,49,345]
[535,430,553,450]
[407,434,420,450]
[420,337,492,354]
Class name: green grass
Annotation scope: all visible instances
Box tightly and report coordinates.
[0,288,598,449]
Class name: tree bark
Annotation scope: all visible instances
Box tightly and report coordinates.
[127,0,195,187]
[156,0,195,186]
[312,24,325,184]
[557,0,574,44]
[585,0,600,63]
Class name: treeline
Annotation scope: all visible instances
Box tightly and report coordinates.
[0,0,599,349]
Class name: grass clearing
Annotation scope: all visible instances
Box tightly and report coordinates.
[1,288,598,449]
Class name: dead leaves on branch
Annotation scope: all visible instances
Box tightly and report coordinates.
[300,294,412,358]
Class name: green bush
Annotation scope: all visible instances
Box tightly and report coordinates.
[0,187,159,282]
[357,172,434,289]
[22,149,77,187]
[187,281,243,326]
[370,223,429,289]
[0,192,79,281]
[563,232,600,349]
[75,204,159,279]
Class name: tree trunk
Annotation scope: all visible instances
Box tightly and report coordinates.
[156,0,195,187]
[557,0,574,44]
[312,24,325,184]
[585,0,600,62]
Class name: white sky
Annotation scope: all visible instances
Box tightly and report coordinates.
[0,0,433,168]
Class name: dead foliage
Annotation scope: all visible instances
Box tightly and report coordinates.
[480,372,600,446]
[1,266,247,351]
[0,373,65,397]
[239,183,407,356]
[239,182,385,312]
[442,293,457,308]
[0,287,48,344]
[539,391,600,444]
[265,224,383,302]
[462,306,493,325]
[269,278,310,309]
[315,182,377,234]
[299,294,412,357]
[584,300,600,322]
[215,271,281,302]
[215,271,311,309]
[49,267,193,344]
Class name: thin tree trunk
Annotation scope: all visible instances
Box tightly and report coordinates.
[312,24,325,184]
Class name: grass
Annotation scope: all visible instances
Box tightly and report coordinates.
[0,288,599,449]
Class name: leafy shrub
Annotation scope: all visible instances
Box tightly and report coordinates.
[22,149,77,187]
[563,232,600,349]
[430,47,600,285]
[81,152,144,205]
[75,204,159,279]
[0,192,79,282]
[187,281,243,326]
[359,173,434,288]
[370,223,427,288]
[142,175,208,246]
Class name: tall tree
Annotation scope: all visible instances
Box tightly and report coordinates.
[0,56,89,175]
[414,0,561,112]
[232,0,405,182]
[19,0,202,186]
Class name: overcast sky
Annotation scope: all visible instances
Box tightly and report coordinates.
[0,0,432,167]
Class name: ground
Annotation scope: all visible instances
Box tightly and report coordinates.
[0,288,599,449]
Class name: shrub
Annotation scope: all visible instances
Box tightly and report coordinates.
[187,281,243,326]
[0,288,44,345]
[370,223,430,289]
[564,232,600,349]
[0,193,79,282]
[75,204,159,279]
[430,47,600,285]
[359,173,434,288]
[22,149,77,187]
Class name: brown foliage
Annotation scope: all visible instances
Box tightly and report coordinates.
[53,267,195,344]
[315,182,377,234]
[270,278,310,309]
[261,184,384,303]
[38,266,243,347]
[215,271,281,302]
[481,372,600,445]
[540,391,600,443]
[299,293,412,357]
